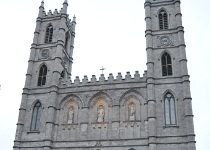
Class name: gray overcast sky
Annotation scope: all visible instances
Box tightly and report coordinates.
[0,0,209,149]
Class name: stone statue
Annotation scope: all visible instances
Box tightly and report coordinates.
[129,104,135,121]
[97,106,105,122]
[67,107,74,124]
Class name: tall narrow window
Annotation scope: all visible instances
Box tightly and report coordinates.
[31,102,42,131]
[159,10,168,30]
[164,92,176,125]
[162,52,173,76]
[64,32,69,50]
[38,65,47,86]
[61,70,65,78]
[45,25,53,43]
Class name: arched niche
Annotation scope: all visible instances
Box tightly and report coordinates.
[63,100,78,124]
[59,94,82,124]
[119,90,146,122]
[91,98,109,123]
[59,94,83,109]
[125,96,140,121]
[88,91,113,107]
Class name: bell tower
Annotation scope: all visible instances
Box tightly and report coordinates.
[14,0,76,149]
[145,0,196,150]
[13,1,196,150]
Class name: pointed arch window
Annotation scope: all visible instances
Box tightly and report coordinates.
[162,52,173,76]
[45,25,53,43]
[64,32,69,50]
[164,92,176,125]
[38,65,47,86]
[159,9,168,30]
[31,102,42,131]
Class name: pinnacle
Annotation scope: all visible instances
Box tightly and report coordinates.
[73,15,76,22]
[40,0,44,8]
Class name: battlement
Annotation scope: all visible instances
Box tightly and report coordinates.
[38,0,69,18]
[41,9,68,18]
[60,71,147,87]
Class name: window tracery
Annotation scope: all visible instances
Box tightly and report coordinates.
[159,9,168,30]
[162,52,173,76]
[38,64,47,86]
[45,25,53,43]
[164,92,176,125]
[30,102,42,131]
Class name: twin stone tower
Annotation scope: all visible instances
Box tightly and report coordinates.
[14,0,196,150]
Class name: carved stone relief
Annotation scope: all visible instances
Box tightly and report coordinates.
[67,106,74,124]
[125,97,140,121]
[92,98,108,123]
[39,49,51,59]
[63,100,78,124]
[157,35,173,47]
[129,103,136,121]
[97,105,105,122]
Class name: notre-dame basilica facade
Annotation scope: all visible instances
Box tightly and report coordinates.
[13,0,196,150]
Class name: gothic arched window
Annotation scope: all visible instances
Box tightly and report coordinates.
[45,25,53,43]
[162,52,173,76]
[38,64,47,86]
[164,92,176,125]
[31,102,42,131]
[64,32,69,50]
[159,9,168,30]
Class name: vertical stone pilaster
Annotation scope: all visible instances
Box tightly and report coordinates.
[68,18,76,79]
[145,1,157,150]
[175,1,196,149]
[14,4,42,148]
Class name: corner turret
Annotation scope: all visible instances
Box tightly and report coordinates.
[38,0,44,17]
[62,0,68,13]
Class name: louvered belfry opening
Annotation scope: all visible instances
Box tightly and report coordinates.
[159,10,168,30]
[45,25,53,43]
[162,52,173,76]
[38,65,47,86]
[30,102,42,131]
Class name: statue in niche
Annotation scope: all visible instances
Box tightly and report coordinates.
[97,105,105,122]
[67,107,74,124]
[129,103,135,121]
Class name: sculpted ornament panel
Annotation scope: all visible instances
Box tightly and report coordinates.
[157,35,173,47]
[129,103,136,121]
[67,107,74,124]
[40,49,50,59]
[97,105,105,122]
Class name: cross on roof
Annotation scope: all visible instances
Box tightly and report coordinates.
[100,66,106,74]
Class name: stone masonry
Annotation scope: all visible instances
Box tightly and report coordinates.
[13,0,196,150]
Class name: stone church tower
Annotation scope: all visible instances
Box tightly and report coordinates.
[14,0,196,150]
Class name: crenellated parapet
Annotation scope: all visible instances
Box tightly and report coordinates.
[60,71,147,86]
[37,0,69,19]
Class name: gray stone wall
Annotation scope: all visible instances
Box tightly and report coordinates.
[13,0,196,150]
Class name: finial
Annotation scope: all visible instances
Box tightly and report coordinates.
[73,15,76,22]
[63,0,68,5]
[40,0,44,8]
